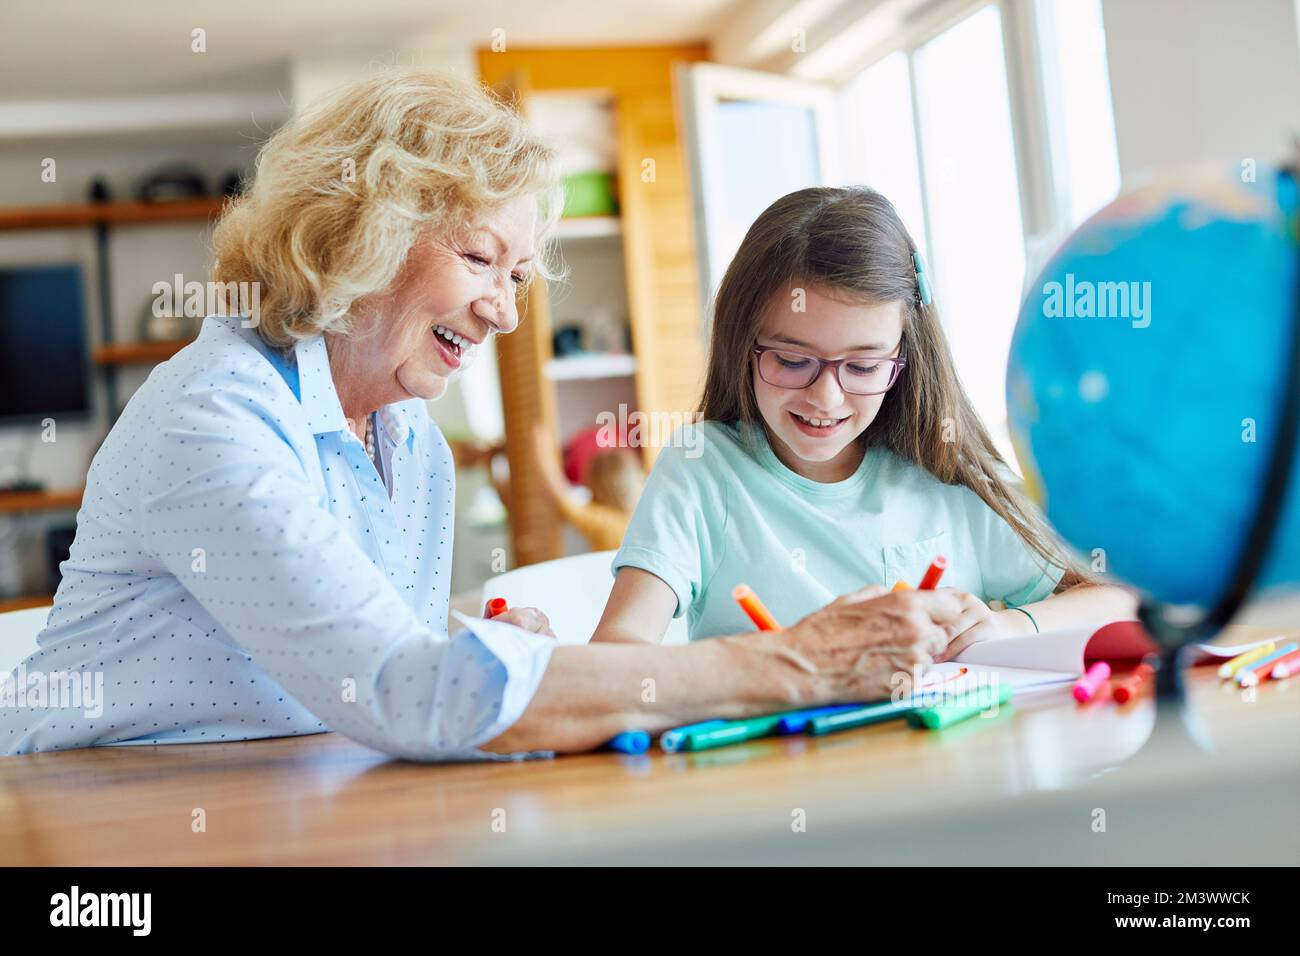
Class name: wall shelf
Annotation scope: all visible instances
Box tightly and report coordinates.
[545,353,637,381]
[556,215,622,240]
[93,339,194,366]
[0,594,54,614]
[0,197,229,232]
[0,487,84,514]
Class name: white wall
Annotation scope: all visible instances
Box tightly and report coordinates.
[1101,0,1300,182]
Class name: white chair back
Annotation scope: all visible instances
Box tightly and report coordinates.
[0,605,50,675]
[480,551,688,645]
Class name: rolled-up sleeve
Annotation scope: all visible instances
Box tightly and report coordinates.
[136,374,554,761]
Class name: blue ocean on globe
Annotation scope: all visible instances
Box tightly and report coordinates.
[1007,165,1299,608]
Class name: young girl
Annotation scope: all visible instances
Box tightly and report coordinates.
[593,186,1135,656]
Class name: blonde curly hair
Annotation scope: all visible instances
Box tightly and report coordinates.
[212,67,564,350]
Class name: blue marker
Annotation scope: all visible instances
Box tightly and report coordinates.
[660,719,729,753]
[776,704,862,735]
[1237,642,1300,685]
[607,730,651,755]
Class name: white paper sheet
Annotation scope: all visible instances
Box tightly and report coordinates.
[948,622,1280,680]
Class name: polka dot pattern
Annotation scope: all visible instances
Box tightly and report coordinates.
[1,315,554,760]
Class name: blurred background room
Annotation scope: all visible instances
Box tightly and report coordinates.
[0,0,1297,616]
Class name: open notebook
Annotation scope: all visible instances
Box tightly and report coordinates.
[926,622,1279,694]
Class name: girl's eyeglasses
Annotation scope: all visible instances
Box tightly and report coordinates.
[752,344,907,396]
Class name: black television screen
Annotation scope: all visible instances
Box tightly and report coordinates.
[0,264,91,424]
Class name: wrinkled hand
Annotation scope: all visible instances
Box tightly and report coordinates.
[737,585,966,703]
[493,606,556,639]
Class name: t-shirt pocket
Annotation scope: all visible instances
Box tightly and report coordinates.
[882,531,951,590]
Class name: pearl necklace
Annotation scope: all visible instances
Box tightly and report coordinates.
[364,413,376,460]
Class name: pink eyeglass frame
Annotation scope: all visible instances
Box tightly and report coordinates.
[751,341,907,396]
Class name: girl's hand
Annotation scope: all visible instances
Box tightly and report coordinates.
[494,606,557,639]
[738,586,965,703]
[933,589,1032,662]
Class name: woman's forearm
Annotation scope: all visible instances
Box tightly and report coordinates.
[1007,583,1139,635]
[481,635,807,754]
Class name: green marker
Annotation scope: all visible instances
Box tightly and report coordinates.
[682,712,797,751]
[907,682,1014,730]
[808,698,920,735]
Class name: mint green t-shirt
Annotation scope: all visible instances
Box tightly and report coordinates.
[612,421,1064,640]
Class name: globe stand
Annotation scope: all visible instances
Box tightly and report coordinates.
[1140,601,1215,755]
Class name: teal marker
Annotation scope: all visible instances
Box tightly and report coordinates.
[907,682,1014,730]
[660,719,728,753]
[682,712,798,752]
[808,698,920,735]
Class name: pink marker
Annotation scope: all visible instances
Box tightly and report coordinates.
[1073,661,1111,703]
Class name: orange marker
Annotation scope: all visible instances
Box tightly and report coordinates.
[1269,647,1300,680]
[892,580,913,592]
[1112,663,1154,703]
[484,597,508,619]
[919,556,948,590]
[732,584,781,632]
[1237,642,1300,686]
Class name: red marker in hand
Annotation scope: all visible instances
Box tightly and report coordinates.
[484,597,508,619]
[918,556,948,590]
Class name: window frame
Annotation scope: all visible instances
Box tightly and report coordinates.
[836,0,1063,285]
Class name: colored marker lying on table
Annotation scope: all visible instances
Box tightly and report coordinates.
[660,719,729,753]
[775,704,862,735]
[800,666,968,738]
[809,698,921,735]
[680,712,796,751]
[484,597,509,619]
[892,555,947,592]
[1217,641,1276,679]
[1112,663,1155,704]
[606,730,651,755]
[1269,647,1300,680]
[1073,661,1111,703]
[907,682,1014,730]
[732,584,781,631]
[1236,642,1300,686]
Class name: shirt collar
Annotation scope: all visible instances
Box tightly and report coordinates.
[293,334,351,436]
[294,333,417,448]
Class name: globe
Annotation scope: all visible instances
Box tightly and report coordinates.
[1007,163,1300,611]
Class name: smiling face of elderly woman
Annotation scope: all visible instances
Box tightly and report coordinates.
[211,69,561,429]
[330,195,536,416]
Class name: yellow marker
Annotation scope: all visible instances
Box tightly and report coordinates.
[1217,641,1277,679]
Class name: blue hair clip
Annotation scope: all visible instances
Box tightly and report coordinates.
[912,252,933,306]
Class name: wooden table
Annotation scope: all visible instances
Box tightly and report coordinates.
[2,629,1297,866]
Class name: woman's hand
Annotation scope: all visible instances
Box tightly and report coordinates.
[932,589,1033,662]
[730,585,965,704]
[493,606,556,639]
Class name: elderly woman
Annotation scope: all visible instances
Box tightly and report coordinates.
[2,70,961,759]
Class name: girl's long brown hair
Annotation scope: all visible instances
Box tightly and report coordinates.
[698,185,1077,580]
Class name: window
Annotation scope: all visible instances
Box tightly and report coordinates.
[683,1,1120,441]
[679,64,839,310]
[913,5,1026,426]
[716,99,821,275]
[840,51,929,261]
[839,0,1120,440]
[1036,0,1121,228]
